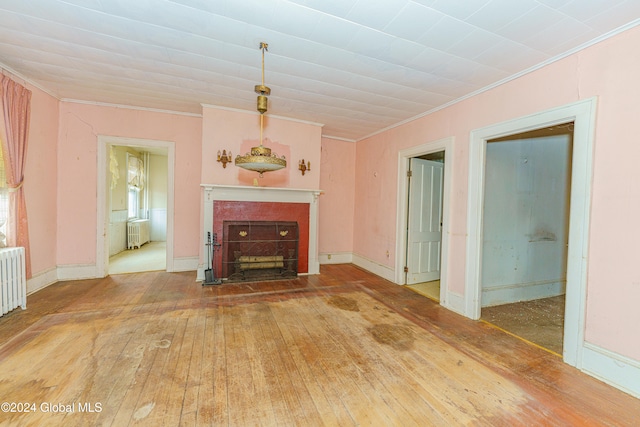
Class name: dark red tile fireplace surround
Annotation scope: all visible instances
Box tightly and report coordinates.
[212,201,310,278]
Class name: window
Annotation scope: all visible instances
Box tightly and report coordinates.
[128,186,139,219]
[127,153,144,219]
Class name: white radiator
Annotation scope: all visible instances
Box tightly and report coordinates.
[0,247,26,317]
[127,219,150,249]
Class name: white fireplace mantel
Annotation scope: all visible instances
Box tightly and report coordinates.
[199,184,323,281]
[202,184,322,204]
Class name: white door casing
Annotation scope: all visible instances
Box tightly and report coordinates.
[395,137,453,307]
[97,136,175,277]
[465,97,596,368]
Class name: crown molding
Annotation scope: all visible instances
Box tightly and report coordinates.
[321,135,356,143]
[0,63,58,99]
[61,99,203,117]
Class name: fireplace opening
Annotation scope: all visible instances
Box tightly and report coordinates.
[222,221,299,282]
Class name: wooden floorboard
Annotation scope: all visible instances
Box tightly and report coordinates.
[0,265,639,426]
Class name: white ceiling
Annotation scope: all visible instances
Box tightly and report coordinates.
[0,0,638,141]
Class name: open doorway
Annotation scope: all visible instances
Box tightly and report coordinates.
[96,136,176,277]
[479,124,573,355]
[108,145,168,274]
[395,137,453,307]
[465,98,596,368]
[405,151,445,302]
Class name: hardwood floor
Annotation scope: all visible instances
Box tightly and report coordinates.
[1,265,639,426]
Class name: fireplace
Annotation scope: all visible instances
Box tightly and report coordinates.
[223,221,298,282]
[199,185,322,283]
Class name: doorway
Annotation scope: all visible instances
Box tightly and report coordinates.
[405,152,445,301]
[465,98,596,367]
[395,137,453,307]
[479,124,573,355]
[96,136,176,277]
[108,145,168,274]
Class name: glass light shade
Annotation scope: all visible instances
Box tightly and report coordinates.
[235,145,286,174]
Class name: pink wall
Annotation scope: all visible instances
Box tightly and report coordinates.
[57,103,202,265]
[318,137,355,255]
[201,106,322,189]
[199,106,323,268]
[23,83,59,277]
[354,26,640,361]
[354,133,402,265]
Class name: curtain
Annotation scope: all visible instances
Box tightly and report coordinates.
[109,146,119,190]
[127,155,144,189]
[0,76,32,278]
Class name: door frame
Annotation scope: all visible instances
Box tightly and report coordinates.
[464,97,597,368]
[96,136,176,277]
[395,137,453,305]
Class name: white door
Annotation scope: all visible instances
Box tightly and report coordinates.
[406,158,444,284]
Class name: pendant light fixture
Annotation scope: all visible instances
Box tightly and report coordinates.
[235,42,286,176]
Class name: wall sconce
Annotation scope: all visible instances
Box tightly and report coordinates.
[217,150,232,168]
[298,159,311,176]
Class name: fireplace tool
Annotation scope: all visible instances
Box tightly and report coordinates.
[202,231,222,285]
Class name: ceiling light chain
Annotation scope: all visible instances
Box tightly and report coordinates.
[260,42,267,86]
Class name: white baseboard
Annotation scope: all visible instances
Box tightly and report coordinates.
[581,342,640,398]
[482,280,565,307]
[352,253,396,283]
[55,257,198,282]
[319,252,353,265]
[26,267,58,294]
[57,264,100,281]
[171,256,199,273]
[443,291,466,316]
